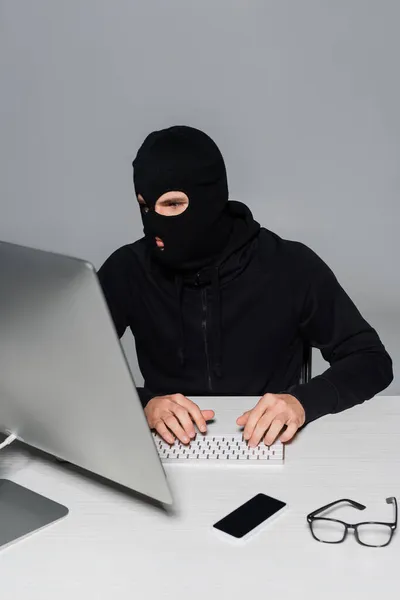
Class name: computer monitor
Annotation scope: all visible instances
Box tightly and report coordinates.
[0,241,172,505]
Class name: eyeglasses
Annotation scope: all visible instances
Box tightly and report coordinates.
[307,497,397,547]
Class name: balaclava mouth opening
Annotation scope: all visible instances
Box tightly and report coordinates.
[132,125,233,271]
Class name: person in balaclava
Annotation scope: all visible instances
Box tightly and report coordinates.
[98,125,392,447]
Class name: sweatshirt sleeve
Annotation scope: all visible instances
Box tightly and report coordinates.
[136,386,157,408]
[97,248,131,339]
[287,246,393,424]
[97,248,156,408]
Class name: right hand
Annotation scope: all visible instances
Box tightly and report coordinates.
[144,393,215,445]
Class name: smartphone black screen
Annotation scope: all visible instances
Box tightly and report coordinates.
[213,493,286,539]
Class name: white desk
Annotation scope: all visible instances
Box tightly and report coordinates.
[1,396,399,599]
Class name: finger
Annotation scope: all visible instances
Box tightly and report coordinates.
[191,410,215,434]
[172,406,196,439]
[174,395,211,433]
[279,422,299,443]
[248,410,280,447]
[263,416,287,446]
[154,420,175,445]
[236,411,250,426]
[243,397,274,440]
[201,410,215,421]
[164,415,190,444]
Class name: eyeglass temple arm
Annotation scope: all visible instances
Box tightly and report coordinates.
[386,497,398,526]
[307,498,366,519]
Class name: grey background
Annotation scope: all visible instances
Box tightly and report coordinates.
[0,0,398,391]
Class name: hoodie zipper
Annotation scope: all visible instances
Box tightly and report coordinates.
[201,286,213,392]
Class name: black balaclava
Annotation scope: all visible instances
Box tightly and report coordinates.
[132,125,233,271]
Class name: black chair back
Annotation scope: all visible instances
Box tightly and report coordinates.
[299,345,312,385]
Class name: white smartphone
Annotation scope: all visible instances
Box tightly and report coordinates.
[213,493,286,543]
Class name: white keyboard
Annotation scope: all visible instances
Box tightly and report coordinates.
[153,433,284,464]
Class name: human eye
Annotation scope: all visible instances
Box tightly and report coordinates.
[166,201,184,208]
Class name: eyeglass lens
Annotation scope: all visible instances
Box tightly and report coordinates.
[356,524,392,546]
[311,519,346,543]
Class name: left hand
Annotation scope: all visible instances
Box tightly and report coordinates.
[236,393,305,447]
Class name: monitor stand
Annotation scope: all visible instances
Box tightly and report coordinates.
[0,479,69,550]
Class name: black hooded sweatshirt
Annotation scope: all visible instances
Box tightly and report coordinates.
[98,199,393,425]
